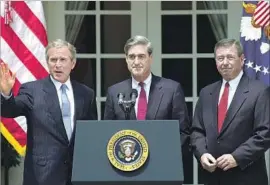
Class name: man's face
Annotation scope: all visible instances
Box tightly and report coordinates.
[47,46,76,83]
[215,46,244,81]
[126,45,152,79]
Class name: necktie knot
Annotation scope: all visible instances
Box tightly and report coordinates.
[139,82,145,88]
[61,84,68,92]
[225,82,230,88]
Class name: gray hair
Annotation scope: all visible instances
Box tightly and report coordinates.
[124,35,153,56]
[214,38,243,57]
[45,39,76,61]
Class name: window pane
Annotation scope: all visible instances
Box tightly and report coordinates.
[101,59,130,97]
[100,1,131,10]
[101,15,131,53]
[197,14,227,53]
[71,59,96,92]
[162,15,192,53]
[197,58,221,94]
[197,1,227,10]
[65,15,96,53]
[65,1,95,10]
[161,1,192,10]
[162,59,192,97]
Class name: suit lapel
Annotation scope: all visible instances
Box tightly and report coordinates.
[219,75,249,135]
[122,78,137,120]
[69,80,85,142]
[42,77,69,143]
[71,81,84,123]
[130,104,137,120]
[211,81,222,134]
[146,75,163,119]
[128,78,137,120]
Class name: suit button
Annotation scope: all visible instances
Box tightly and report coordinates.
[217,140,220,144]
[64,160,67,164]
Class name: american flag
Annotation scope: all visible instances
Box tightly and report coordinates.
[0,1,48,156]
[254,0,270,27]
[240,1,270,86]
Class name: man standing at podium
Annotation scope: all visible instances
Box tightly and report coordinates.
[0,39,97,185]
[104,35,191,149]
[191,39,270,185]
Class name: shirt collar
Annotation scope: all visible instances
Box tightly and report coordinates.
[223,70,243,89]
[50,75,72,91]
[132,73,152,87]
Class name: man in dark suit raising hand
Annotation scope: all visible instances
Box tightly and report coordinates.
[1,39,97,185]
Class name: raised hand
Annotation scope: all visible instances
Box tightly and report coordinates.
[0,63,15,96]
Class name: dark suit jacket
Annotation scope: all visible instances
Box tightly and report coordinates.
[104,74,191,147]
[1,76,97,185]
[191,74,270,185]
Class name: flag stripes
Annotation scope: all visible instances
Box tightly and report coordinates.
[12,2,48,47]
[1,18,48,79]
[254,1,270,27]
[0,1,48,156]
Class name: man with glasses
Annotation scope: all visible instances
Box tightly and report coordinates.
[104,35,191,149]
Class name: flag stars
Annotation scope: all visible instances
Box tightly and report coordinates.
[245,61,254,68]
[254,65,261,72]
[245,61,269,75]
[262,67,269,75]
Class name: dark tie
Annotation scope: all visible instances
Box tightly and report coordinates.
[137,82,147,120]
[218,82,229,133]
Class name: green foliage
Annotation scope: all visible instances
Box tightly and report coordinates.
[1,135,21,169]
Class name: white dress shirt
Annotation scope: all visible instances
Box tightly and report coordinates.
[218,70,243,109]
[50,76,75,131]
[132,73,152,117]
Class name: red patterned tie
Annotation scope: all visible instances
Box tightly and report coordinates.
[137,82,147,120]
[218,82,229,132]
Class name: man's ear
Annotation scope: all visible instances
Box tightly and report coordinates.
[71,59,76,70]
[125,56,129,64]
[240,54,245,65]
[149,54,153,64]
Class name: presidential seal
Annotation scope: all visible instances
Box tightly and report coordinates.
[107,130,149,172]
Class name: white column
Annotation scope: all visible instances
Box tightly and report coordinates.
[147,2,162,76]
[43,1,65,41]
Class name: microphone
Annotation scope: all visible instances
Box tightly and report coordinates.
[130,89,138,103]
[117,93,125,104]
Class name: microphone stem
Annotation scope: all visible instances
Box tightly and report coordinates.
[125,111,130,120]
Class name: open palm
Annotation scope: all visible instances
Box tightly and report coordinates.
[0,63,15,96]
